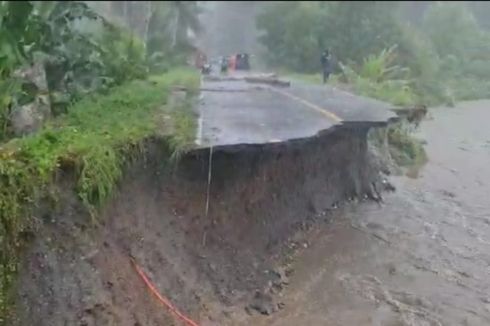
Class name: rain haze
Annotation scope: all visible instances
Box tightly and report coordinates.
[2,1,490,326]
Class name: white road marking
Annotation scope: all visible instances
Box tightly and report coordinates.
[267,86,343,123]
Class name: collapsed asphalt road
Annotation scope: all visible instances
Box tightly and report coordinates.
[196,72,397,149]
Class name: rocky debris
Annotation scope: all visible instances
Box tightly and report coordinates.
[246,73,278,80]
[245,265,292,316]
[11,95,51,136]
[203,73,278,83]
[388,263,397,275]
[244,76,291,87]
[199,87,249,93]
[203,75,243,82]
[440,190,456,198]
[381,178,396,192]
[271,266,290,288]
[10,59,52,136]
[367,182,384,203]
[247,291,279,315]
[13,60,49,93]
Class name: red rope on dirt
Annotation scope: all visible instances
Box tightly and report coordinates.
[130,257,200,326]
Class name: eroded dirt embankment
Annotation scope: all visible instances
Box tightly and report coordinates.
[11,124,386,326]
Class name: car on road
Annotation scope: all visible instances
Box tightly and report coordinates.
[234,53,250,71]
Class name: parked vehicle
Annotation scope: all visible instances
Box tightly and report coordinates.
[235,53,250,70]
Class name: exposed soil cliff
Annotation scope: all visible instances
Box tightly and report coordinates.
[12,124,387,325]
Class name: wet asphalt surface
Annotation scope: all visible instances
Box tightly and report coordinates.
[239,100,490,326]
[196,73,396,148]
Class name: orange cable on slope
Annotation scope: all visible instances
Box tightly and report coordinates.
[130,257,200,326]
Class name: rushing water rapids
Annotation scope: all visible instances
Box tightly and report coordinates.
[237,100,490,326]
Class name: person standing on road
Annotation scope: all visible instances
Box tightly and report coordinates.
[229,54,237,72]
[220,56,228,74]
[321,49,332,83]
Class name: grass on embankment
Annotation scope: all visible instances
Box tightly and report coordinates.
[281,71,324,85]
[387,124,427,169]
[0,68,200,321]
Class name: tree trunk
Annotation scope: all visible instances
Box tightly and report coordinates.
[171,10,179,49]
[143,1,153,49]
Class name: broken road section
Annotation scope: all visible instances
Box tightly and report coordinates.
[196,73,397,149]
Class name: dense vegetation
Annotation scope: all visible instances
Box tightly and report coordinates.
[256,1,490,169]
[257,1,490,106]
[0,1,200,322]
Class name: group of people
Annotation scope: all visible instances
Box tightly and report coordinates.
[195,52,251,75]
[218,54,251,73]
[199,55,230,74]
[197,49,333,82]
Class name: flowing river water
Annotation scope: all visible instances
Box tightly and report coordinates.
[238,100,490,326]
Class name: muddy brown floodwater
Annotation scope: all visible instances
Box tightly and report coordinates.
[238,100,490,326]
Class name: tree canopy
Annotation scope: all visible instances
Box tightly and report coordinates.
[256,1,490,103]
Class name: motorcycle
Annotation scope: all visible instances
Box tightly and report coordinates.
[201,63,212,75]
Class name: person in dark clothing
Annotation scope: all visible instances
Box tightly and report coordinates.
[243,53,250,70]
[220,56,228,74]
[320,49,331,83]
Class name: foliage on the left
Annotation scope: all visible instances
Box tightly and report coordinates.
[0,1,149,141]
[0,1,202,321]
[0,67,199,324]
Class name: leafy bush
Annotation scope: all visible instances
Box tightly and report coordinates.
[41,2,149,110]
[0,1,43,73]
[0,1,157,141]
[358,45,409,82]
[0,77,21,141]
[0,1,200,320]
[336,46,417,107]
[387,124,427,167]
[98,25,148,86]
[0,68,200,322]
